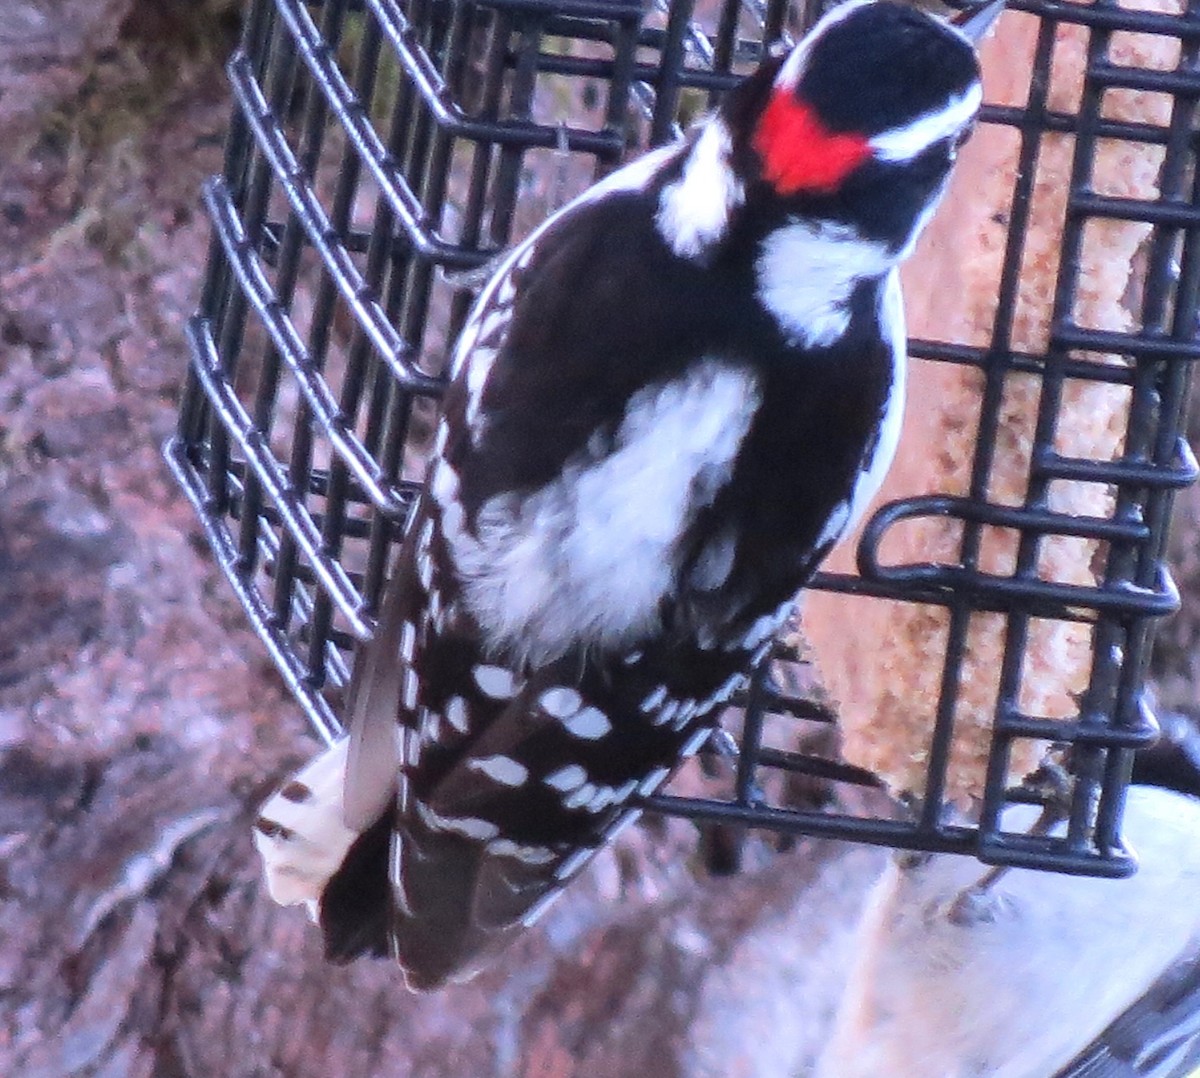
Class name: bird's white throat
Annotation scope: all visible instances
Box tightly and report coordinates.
[756,219,893,349]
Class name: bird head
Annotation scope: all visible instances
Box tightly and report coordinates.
[739,0,1001,247]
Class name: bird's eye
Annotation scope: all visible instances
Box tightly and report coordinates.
[946,124,974,164]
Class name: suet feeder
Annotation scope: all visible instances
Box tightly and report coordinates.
[168,0,1200,881]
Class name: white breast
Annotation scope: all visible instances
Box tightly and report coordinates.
[452,360,761,665]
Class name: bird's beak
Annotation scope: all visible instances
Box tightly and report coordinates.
[953,0,1007,44]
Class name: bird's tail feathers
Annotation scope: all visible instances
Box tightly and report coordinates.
[253,736,362,914]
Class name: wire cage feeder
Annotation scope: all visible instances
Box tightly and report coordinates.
[168,0,1200,880]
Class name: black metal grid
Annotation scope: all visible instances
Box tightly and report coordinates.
[167,0,1200,877]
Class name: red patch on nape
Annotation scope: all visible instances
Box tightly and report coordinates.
[753,91,871,195]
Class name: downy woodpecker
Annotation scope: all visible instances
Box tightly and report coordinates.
[255,0,1003,990]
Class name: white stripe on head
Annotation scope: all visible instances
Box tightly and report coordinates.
[775,0,876,89]
[870,82,982,163]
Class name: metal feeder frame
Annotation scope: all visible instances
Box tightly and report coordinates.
[167,0,1200,879]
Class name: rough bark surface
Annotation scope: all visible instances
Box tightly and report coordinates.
[0,0,137,142]
[0,5,885,1075]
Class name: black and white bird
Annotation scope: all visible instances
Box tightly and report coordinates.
[254,0,1001,990]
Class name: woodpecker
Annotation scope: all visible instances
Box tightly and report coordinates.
[254,0,1002,990]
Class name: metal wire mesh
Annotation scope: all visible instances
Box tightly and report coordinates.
[168,0,1200,877]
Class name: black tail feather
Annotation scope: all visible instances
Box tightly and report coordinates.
[321,812,393,962]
